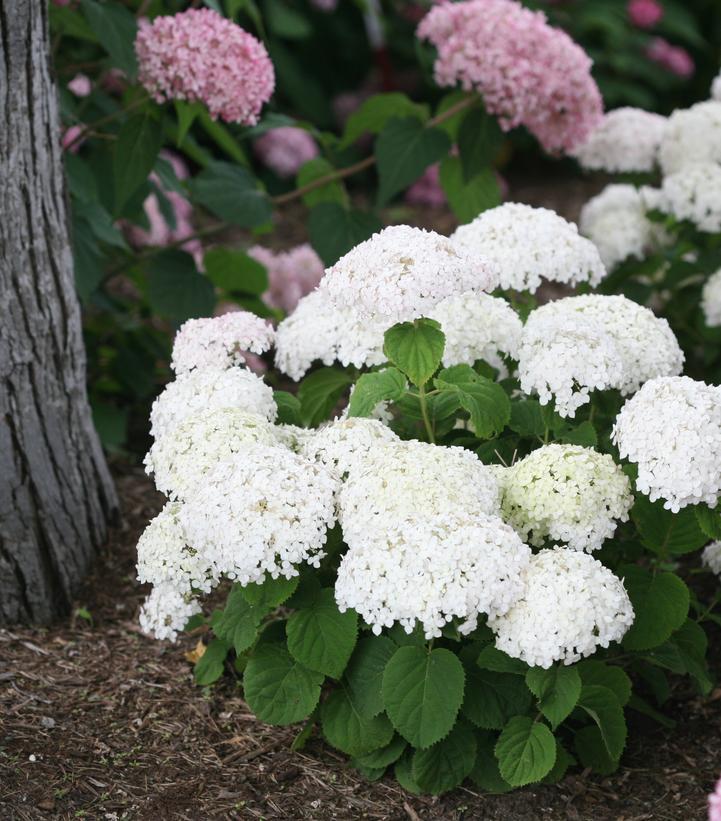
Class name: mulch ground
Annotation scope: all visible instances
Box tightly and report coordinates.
[1,465,720,821]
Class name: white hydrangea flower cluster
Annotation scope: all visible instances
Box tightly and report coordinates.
[519,295,684,417]
[149,367,277,439]
[319,225,495,322]
[613,376,721,511]
[579,184,659,271]
[713,72,721,102]
[488,547,635,668]
[498,445,633,552]
[658,101,721,176]
[139,583,202,643]
[572,107,667,173]
[702,269,721,327]
[335,511,532,639]
[702,541,721,576]
[658,163,721,233]
[451,203,605,293]
[170,312,275,374]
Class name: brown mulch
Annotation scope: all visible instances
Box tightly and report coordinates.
[0,465,719,820]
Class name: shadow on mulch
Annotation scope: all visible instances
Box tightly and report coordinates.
[1,465,720,820]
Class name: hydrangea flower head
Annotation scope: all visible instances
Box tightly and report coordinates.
[646,38,694,78]
[658,163,721,233]
[703,270,721,328]
[136,8,274,124]
[253,127,319,178]
[416,0,603,153]
[488,547,635,667]
[452,203,606,293]
[703,542,721,577]
[248,243,324,314]
[659,102,721,176]
[627,0,663,28]
[139,582,201,643]
[319,225,495,323]
[171,312,275,374]
[572,108,667,173]
[499,444,633,552]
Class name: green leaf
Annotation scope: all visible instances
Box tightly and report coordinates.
[204,247,269,295]
[694,504,721,540]
[296,158,347,208]
[439,157,500,224]
[526,665,582,729]
[243,644,324,725]
[113,113,163,212]
[376,118,451,206]
[321,685,394,757]
[346,636,397,719]
[308,203,382,266]
[356,734,407,769]
[383,319,445,388]
[476,645,528,676]
[348,368,407,418]
[214,586,264,655]
[542,740,575,784]
[632,496,707,556]
[433,91,473,141]
[394,751,422,795]
[576,661,632,707]
[91,402,127,449]
[286,588,358,678]
[197,110,248,166]
[462,667,532,730]
[435,366,511,439]
[174,100,204,147]
[554,420,598,448]
[191,162,271,228]
[81,0,138,78]
[265,0,312,39]
[469,731,512,793]
[509,400,547,438]
[457,107,503,183]
[145,250,216,321]
[577,684,627,762]
[341,93,429,149]
[573,725,619,775]
[194,639,230,685]
[495,716,556,787]
[274,391,303,426]
[297,367,354,427]
[621,567,689,651]
[241,574,299,610]
[650,620,713,695]
[412,723,477,795]
[72,215,104,300]
[382,646,465,749]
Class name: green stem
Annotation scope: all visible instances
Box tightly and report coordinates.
[418,383,436,444]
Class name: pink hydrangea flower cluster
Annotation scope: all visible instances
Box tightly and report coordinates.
[627,0,663,28]
[253,127,319,178]
[135,9,275,125]
[710,778,721,821]
[646,38,695,78]
[68,73,92,97]
[248,243,325,314]
[416,0,603,154]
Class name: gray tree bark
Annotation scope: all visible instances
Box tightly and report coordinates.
[0,0,119,623]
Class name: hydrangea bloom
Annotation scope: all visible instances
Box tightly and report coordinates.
[658,102,721,176]
[149,367,277,440]
[135,9,275,124]
[68,73,92,97]
[274,289,387,381]
[703,542,721,577]
[253,127,319,178]
[139,581,201,643]
[336,510,531,639]
[613,376,721,511]
[416,0,602,153]
[171,312,275,374]
[646,38,694,78]
[179,445,336,586]
[499,445,633,551]
[488,547,635,667]
[519,295,684,417]
[145,409,278,500]
[452,203,605,293]
[579,184,659,271]
[703,270,721,327]
[658,163,721,233]
[628,0,663,28]
[572,108,667,173]
[319,225,495,323]
[248,243,324,314]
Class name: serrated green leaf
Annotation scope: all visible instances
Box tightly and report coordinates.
[495,716,556,787]
[382,646,465,749]
[191,162,271,228]
[412,722,477,795]
[542,740,575,784]
[383,319,445,388]
[621,567,689,651]
[554,420,598,448]
[376,117,451,206]
[113,113,163,211]
[273,391,303,426]
[469,731,512,793]
[214,587,264,655]
[204,248,268,295]
[194,639,230,685]
[174,100,204,147]
[296,157,347,208]
[694,504,721,540]
[341,93,429,149]
[573,725,619,775]
[321,685,394,757]
[457,107,503,183]
[435,366,510,439]
[241,574,299,610]
[462,668,532,730]
[356,734,407,769]
[308,202,382,267]
[526,665,581,729]
[81,0,137,77]
[243,644,323,725]
[145,250,216,321]
[650,619,713,695]
[394,751,422,795]
[348,369,407,418]
[632,496,707,556]
[576,661,632,706]
[509,400,547,438]
[287,588,358,678]
[476,645,529,675]
[346,635,397,719]
[439,157,500,223]
[297,367,354,426]
[578,684,627,761]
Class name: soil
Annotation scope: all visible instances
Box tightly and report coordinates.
[1,465,720,821]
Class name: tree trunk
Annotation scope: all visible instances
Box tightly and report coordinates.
[0,0,119,623]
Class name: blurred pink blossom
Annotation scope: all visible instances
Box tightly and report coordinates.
[68,73,92,97]
[710,778,721,821]
[247,244,325,314]
[310,0,338,10]
[62,125,84,153]
[627,0,663,28]
[135,8,275,124]
[101,68,127,95]
[253,127,319,178]
[417,0,603,153]
[405,164,446,207]
[646,37,695,77]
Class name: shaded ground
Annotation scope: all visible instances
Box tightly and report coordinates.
[1,465,720,821]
